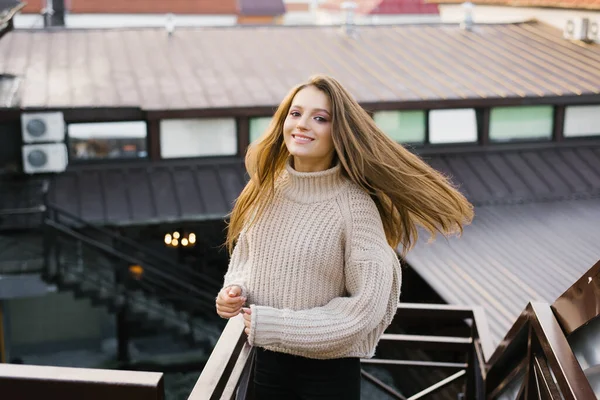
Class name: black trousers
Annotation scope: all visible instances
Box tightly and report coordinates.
[252,348,361,400]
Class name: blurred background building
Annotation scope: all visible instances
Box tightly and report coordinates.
[0,0,598,398]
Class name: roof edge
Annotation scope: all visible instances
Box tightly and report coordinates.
[426,0,600,11]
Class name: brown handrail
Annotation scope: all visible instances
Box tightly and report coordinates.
[0,363,164,400]
[552,259,600,336]
[486,259,600,399]
[193,303,493,399]
[188,315,249,400]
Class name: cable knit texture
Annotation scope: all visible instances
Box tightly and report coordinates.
[222,160,402,360]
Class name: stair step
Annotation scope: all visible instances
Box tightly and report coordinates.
[0,258,44,274]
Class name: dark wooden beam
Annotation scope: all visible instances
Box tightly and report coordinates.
[147,119,161,161]
[237,117,250,157]
[480,108,490,146]
[553,105,565,142]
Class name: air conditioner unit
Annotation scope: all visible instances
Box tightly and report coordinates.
[588,19,599,43]
[21,112,66,143]
[22,143,68,174]
[563,17,591,41]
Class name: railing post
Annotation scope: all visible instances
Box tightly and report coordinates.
[115,266,131,365]
[465,325,485,400]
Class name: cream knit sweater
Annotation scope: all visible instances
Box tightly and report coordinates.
[223,161,402,360]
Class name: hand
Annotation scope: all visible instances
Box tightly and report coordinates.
[215,285,246,319]
[242,307,252,336]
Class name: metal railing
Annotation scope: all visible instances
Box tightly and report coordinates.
[1,260,597,399]
[0,179,48,230]
[0,363,164,400]
[45,204,223,293]
[486,259,600,399]
[193,302,494,400]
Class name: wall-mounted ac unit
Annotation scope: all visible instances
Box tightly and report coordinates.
[22,143,68,174]
[21,112,66,143]
[563,17,592,41]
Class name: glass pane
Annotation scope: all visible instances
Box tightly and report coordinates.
[374,110,425,143]
[564,105,600,138]
[250,117,272,143]
[429,108,478,144]
[490,106,553,142]
[160,118,237,158]
[68,121,147,160]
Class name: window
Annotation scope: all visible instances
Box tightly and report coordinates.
[564,105,600,138]
[160,118,237,159]
[373,110,426,143]
[250,117,272,144]
[68,121,147,161]
[429,109,478,144]
[490,106,553,142]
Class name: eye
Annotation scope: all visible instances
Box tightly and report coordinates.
[314,116,328,123]
[290,111,301,117]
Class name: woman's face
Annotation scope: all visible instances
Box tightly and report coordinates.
[283,86,335,172]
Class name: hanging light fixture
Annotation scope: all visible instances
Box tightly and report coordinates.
[164,231,196,248]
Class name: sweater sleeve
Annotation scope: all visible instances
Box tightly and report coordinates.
[248,190,402,358]
[221,228,250,298]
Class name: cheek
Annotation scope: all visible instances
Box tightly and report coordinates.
[282,119,294,136]
[319,127,334,152]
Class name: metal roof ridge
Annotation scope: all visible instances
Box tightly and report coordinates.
[6,19,546,34]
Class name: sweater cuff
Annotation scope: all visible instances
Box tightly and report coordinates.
[248,305,284,347]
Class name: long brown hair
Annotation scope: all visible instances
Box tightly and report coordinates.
[227,75,474,256]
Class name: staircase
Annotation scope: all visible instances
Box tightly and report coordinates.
[42,204,226,349]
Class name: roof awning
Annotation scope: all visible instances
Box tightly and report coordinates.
[422,146,600,206]
[406,199,600,345]
[48,158,247,226]
[407,145,600,345]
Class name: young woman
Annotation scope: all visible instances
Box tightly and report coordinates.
[215,75,473,399]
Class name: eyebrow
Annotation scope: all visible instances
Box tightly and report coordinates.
[291,105,331,116]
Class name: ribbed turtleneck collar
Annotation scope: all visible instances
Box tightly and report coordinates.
[280,159,348,203]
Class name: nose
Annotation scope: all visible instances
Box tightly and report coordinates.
[296,118,308,131]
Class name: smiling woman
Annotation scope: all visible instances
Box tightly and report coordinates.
[283,86,335,173]
[215,75,474,399]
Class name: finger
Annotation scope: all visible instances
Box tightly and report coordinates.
[217,299,243,309]
[218,310,242,319]
[219,294,246,305]
[228,286,242,297]
[216,304,242,314]
[223,298,246,306]
[245,328,250,335]
[241,307,252,315]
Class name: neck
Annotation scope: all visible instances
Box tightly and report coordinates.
[291,155,335,173]
[280,158,348,203]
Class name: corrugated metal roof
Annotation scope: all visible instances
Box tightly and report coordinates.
[48,158,247,225]
[1,21,600,110]
[406,200,600,345]
[238,0,286,16]
[0,0,18,11]
[428,0,600,10]
[423,146,600,206]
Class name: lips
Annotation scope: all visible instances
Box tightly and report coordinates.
[292,134,314,143]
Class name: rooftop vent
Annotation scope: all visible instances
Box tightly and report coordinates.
[564,17,598,43]
[340,1,357,37]
[165,13,175,36]
[460,2,474,31]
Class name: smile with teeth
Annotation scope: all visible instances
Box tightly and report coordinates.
[292,134,314,144]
